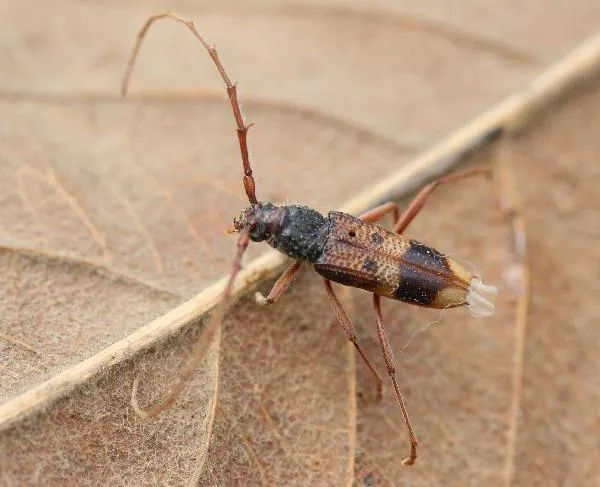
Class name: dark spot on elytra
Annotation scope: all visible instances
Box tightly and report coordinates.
[348,230,356,237]
[394,268,440,305]
[362,258,378,273]
[393,240,452,306]
[406,240,450,273]
[371,232,384,244]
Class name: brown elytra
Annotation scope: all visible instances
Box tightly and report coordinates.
[315,211,475,310]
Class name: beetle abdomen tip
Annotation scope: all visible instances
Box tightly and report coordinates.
[467,277,497,317]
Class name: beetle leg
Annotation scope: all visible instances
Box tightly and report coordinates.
[255,261,302,305]
[359,201,400,224]
[393,165,492,234]
[372,293,418,466]
[323,279,384,400]
[360,165,491,234]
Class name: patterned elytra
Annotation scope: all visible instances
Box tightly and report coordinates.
[362,258,379,273]
[371,232,385,244]
[314,211,472,308]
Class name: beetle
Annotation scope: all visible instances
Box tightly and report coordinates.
[122,12,497,466]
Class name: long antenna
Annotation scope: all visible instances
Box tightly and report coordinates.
[121,12,258,204]
[132,230,251,418]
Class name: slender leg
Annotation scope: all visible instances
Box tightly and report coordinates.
[121,12,258,204]
[372,293,418,466]
[393,165,492,234]
[255,261,302,305]
[324,279,384,400]
[359,201,400,224]
[359,165,490,234]
[132,230,251,418]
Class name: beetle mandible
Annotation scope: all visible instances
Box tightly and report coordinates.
[121,12,497,466]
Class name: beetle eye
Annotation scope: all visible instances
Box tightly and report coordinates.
[248,220,268,242]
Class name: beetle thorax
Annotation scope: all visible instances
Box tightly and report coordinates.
[233,203,329,262]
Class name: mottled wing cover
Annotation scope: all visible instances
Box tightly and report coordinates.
[314,211,471,308]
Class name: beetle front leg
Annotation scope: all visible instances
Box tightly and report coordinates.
[255,261,302,306]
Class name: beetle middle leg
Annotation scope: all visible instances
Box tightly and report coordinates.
[324,279,384,400]
[359,201,400,224]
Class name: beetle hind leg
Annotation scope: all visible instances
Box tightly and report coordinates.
[392,165,492,234]
[373,293,419,466]
[324,279,384,400]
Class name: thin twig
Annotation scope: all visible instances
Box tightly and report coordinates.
[497,140,530,487]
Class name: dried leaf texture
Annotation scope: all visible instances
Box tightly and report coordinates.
[195,273,358,485]
[508,86,600,487]
[0,1,599,486]
[0,247,179,401]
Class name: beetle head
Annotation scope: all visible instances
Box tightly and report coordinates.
[233,202,281,242]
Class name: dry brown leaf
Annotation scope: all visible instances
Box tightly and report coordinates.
[1,2,599,486]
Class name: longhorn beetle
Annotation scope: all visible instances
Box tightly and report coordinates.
[122,12,497,466]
